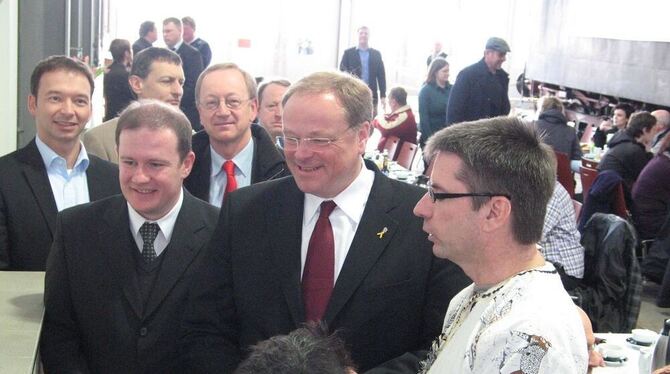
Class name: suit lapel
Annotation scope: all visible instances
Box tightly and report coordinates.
[143,193,208,318]
[189,134,213,201]
[100,197,144,319]
[86,157,115,200]
[267,180,306,326]
[18,140,58,235]
[323,171,400,322]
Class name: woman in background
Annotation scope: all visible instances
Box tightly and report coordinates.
[418,58,451,148]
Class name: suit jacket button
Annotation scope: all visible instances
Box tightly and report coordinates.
[139,327,148,337]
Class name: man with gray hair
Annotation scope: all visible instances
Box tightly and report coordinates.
[446,37,511,125]
[184,63,288,207]
[84,47,185,162]
[181,70,469,372]
[652,109,670,154]
[413,117,587,373]
[41,100,219,372]
[256,78,291,145]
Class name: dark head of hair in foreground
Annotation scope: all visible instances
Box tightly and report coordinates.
[130,47,182,79]
[234,323,355,374]
[30,55,95,97]
[426,116,555,245]
[115,99,192,161]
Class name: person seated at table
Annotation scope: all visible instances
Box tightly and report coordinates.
[539,182,584,290]
[372,86,417,152]
[632,137,670,240]
[413,116,588,373]
[597,111,656,193]
[592,103,634,149]
[535,96,582,172]
[234,323,355,374]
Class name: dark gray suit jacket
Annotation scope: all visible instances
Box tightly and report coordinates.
[0,139,120,270]
[176,42,204,131]
[339,47,387,102]
[40,192,219,373]
[180,162,470,373]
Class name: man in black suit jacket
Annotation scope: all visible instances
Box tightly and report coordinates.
[163,17,204,131]
[40,101,219,373]
[132,21,157,56]
[340,26,387,117]
[184,63,288,207]
[0,56,119,271]
[103,39,134,121]
[182,16,212,68]
[180,71,469,373]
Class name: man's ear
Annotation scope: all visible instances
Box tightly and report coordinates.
[129,75,142,96]
[481,196,511,234]
[28,95,37,116]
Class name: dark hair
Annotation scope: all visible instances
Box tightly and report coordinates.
[425,57,448,85]
[30,55,94,97]
[257,79,291,105]
[181,16,195,29]
[130,47,182,79]
[139,21,155,38]
[426,116,555,245]
[625,111,657,139]
[195,62,257,104]
[283,71,372,129]
[109,39,131,63]
[163,17,182,29]
[234,323,354,374]
[614,103,635,119]
[389,86,407,106]
[115,100,192,161]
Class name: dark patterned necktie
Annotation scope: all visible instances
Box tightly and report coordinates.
[139,222,160,263]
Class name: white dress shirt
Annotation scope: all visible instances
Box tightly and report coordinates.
[301,159,375,282]
[127,188,184,257]
[208,138,254,207]
[35,136,90,212]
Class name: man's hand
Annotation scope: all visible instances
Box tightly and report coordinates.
[599,119,613,132]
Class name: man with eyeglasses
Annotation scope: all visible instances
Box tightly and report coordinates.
[413,117,587,373]
[184,63,288,207]
[180,71,469,373]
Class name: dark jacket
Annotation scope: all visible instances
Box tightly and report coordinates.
[132,38,152,56]
[536,109,582,161]
[103,61,134,121]
[571,213,641,333]
[446,58,510,125]
[189,38,212,68]
[184,124,288,204]
[176,42,205,131]
[418,82,451,146]
[578,170,623,233]
[632,153,670,240]
[339,47,386,102]
[597,131,652,191]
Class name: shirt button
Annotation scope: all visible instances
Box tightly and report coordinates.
[139,327,148,337]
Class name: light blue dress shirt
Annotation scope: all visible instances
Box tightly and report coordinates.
[358,48,370,85]
[35,136,91,212]
[208,137,255,207]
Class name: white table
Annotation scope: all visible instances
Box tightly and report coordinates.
[592,333,655,373]
[0,272,45,374]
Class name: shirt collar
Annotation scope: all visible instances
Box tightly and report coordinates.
[172,40,183,51]
[391,105,411,115]
[127,187,184,243]
[35,135,90,172]
[210,136,255,178]
[304,158,374,226]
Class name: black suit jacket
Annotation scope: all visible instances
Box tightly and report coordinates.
[40,192,219,373]
[132,38,152,56]
[180,162,470,373]
[339,47,387,102]
[184,124,289,203]
[103,61,134,121]
[176,43,204,131]
[0,139,120,270]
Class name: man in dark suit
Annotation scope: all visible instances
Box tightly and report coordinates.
[132,21,157,56]
[182,16,212,68]
[0,56,119,271]
[184,63,287,207]
[40,100,219,373]
[180,71,470,373]
[446,37,511,125]
[339,26,387,117]
[103,38,134,121]
[163,17,204,131]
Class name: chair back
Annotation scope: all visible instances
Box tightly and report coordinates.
[580,166,598,203]
[581,157,599,170]
[382,136,400,160]
[396,142,418,169]
[555,151,575,198]
[612,183,629,220]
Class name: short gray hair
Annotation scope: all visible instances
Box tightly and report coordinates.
[195,62,257,104]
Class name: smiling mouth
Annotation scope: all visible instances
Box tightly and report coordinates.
[297,165,322,172]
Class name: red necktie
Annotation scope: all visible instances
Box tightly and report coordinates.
[302,200,337,322]
[223,160,237,199]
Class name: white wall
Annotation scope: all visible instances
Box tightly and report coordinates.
[0,0,18,156]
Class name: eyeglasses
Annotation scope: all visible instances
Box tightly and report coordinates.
[281,127,354,151]
[199,97,251,111]
[427,182,511,203]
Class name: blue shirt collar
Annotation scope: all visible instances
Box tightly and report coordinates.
[210,136,255,178]
[35,135,90,174]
